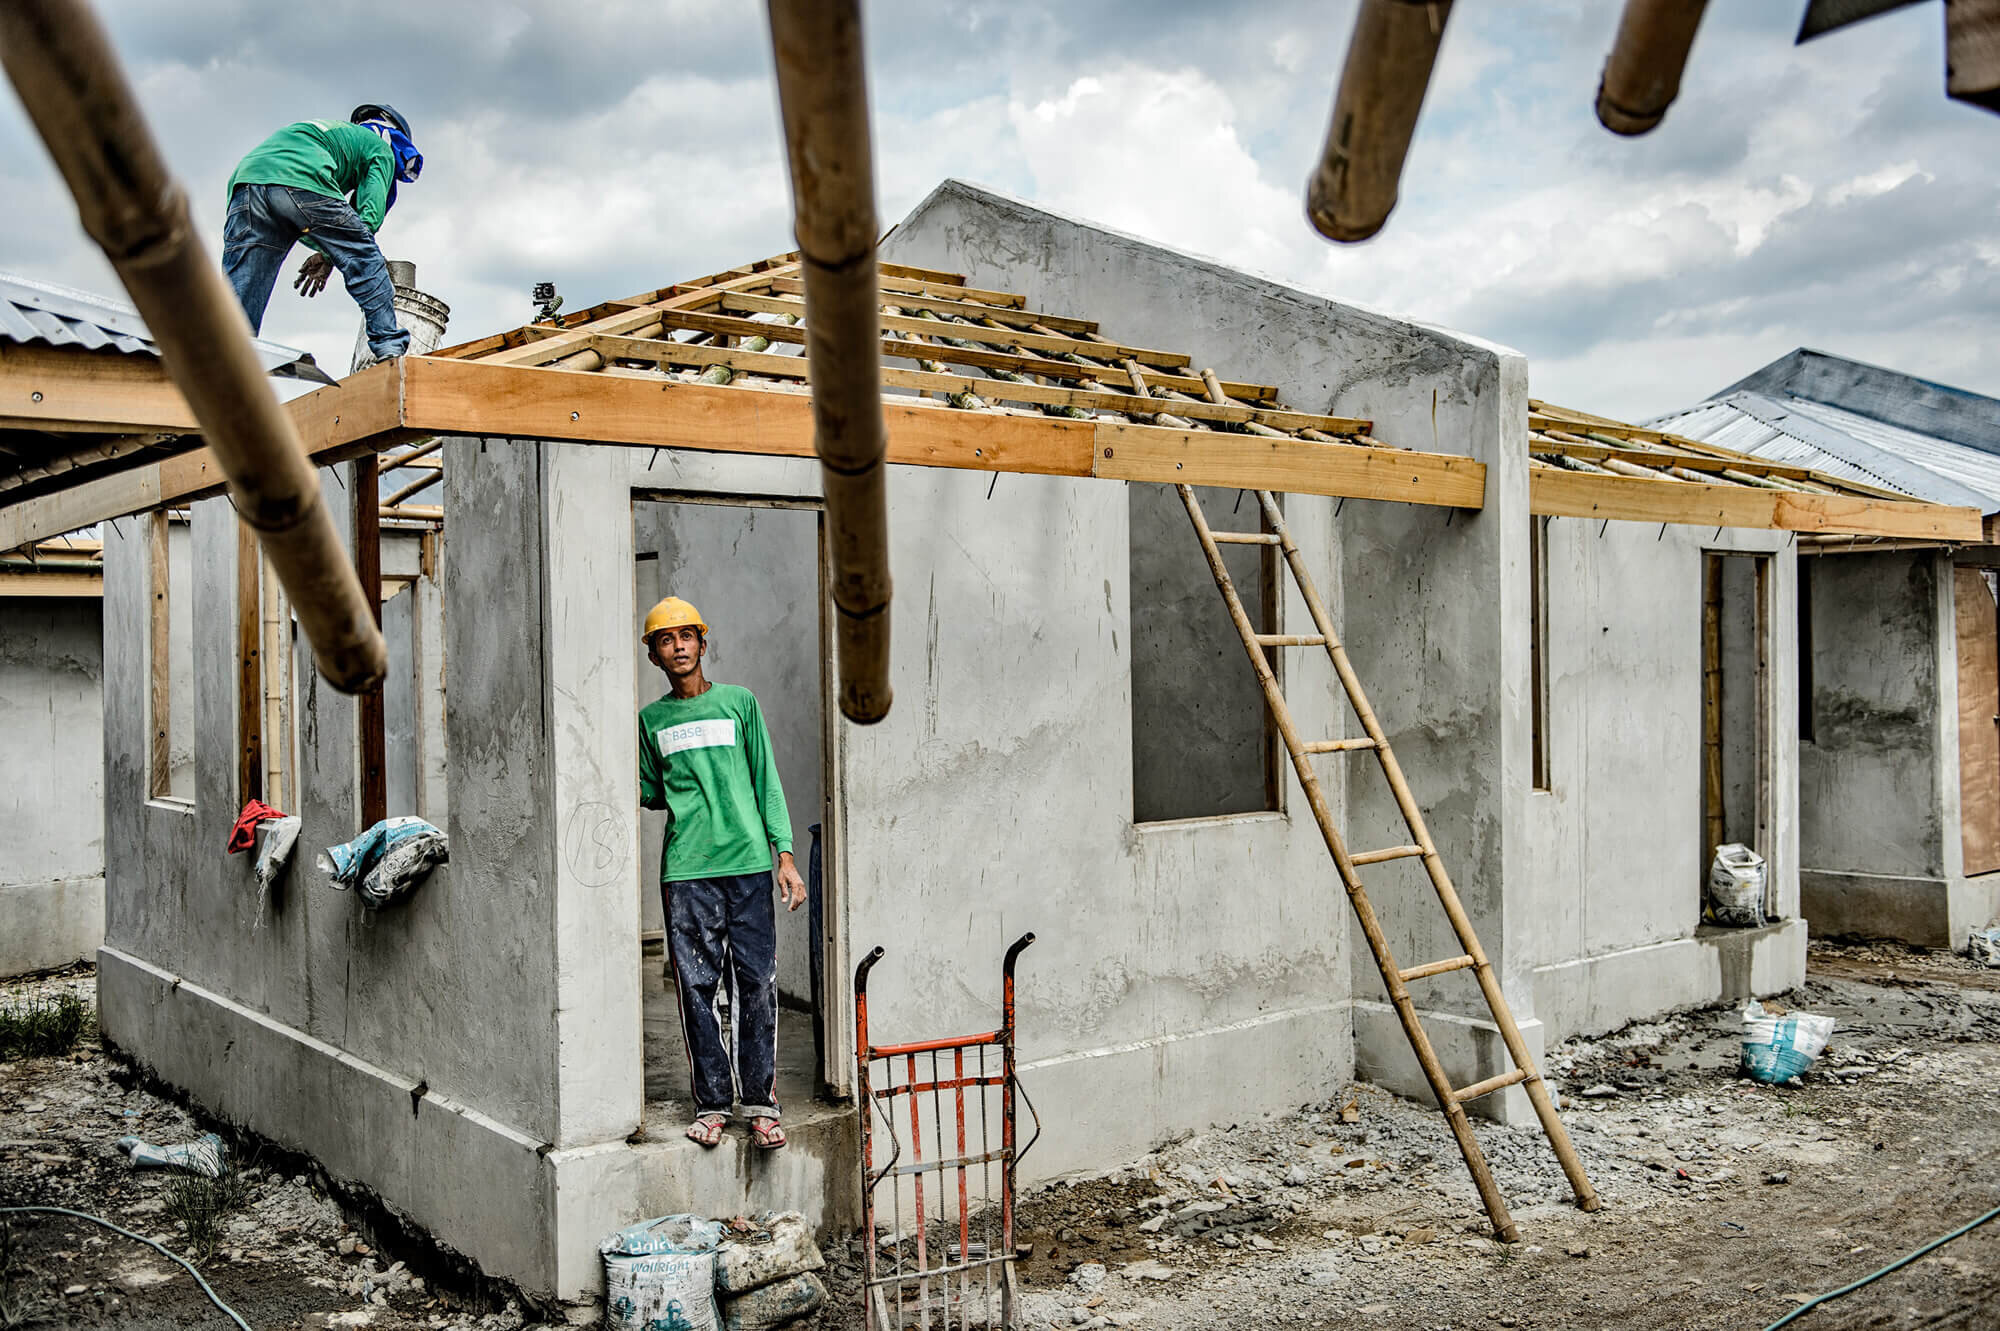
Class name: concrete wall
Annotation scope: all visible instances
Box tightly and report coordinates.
[99,454,583,1296]
[885,179,1548,1145]
[1524,519,1803,1044]
[1,596,105,974]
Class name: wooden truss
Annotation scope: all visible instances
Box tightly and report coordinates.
[0,256,1981,549]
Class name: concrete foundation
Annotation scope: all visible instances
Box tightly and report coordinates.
[1,595,104,975]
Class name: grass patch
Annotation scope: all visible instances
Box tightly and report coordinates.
[161,1166,250,1265]
[0,1222,55,1329]
[0,992,90,1060]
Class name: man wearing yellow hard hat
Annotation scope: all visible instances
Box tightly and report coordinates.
[638,596,807,1149]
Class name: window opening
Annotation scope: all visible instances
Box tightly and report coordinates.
[1129,483,1283,823]
[147,510,195,803]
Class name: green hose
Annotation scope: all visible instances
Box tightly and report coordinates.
[1762,1200,2000,1329]
[1,1204,252,1330]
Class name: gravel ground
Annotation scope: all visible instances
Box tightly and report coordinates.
[5,942,1998,1329]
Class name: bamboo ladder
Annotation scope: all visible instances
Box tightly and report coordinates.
[1176,466,1601,1242]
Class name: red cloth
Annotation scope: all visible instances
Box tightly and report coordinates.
[227,799,288,855]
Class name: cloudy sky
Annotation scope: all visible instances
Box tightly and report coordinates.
[4,0,1995,421]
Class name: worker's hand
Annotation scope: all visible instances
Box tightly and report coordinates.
[775,852,807,913]
[293,253,333,298]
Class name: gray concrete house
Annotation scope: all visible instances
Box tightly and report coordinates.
[10,185,1974,1303]
[0,272,321,975]
[1,551,103,976]
[1654,350,2000,950]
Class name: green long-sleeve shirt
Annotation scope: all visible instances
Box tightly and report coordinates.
[226,120,395,234]
[639,683,793,883]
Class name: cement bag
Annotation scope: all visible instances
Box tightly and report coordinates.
[714,1212,824,1295]
[718,1273,826,1331]
[1740,1000,1835,1084]
[1707,843,1766,928]
[319,816,449,909]
[603,1214,723,1331]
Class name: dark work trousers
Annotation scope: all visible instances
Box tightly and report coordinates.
[220,183,411,359]
[664,872,781,1118]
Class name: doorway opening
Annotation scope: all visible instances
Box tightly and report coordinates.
[1701,552,1773,902]
[632,494,840,1130]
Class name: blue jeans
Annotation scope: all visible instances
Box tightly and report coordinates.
[665,872,781,1118]
[221,183,410,359]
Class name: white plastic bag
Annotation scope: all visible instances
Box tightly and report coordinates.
[1969,926,2000,968]
[1707,843,1766,928]
[1740,1000,1835,1084]
[603,1214,723,1331]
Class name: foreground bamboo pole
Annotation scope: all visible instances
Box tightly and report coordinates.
[767,0,892,723]
[0,0,386,691]
[1596,0,1710,135]
[1306,0,1454,243]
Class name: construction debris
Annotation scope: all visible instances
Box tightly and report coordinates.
[113,1131,224,1179]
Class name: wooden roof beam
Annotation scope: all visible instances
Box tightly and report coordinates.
[1531,466,1982,541]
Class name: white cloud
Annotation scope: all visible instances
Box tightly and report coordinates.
[1009,68,1305,279]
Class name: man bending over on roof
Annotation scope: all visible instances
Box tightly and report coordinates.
[221,103,423,367]
[639,596,807,1150]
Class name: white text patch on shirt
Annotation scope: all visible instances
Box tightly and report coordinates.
[655,718,738,757]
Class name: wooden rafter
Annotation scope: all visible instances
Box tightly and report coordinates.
[4,257,1982,551]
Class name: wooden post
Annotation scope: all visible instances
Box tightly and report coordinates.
[1596,0,1710,135]
[148,510,170,799]
[768,0,893,724]
[261,552,288,810]
[0,0,385,692]
[354,456,387,827]
[1948,0,2000,113]
[236,520,262,804]
[1305,0,1454,243]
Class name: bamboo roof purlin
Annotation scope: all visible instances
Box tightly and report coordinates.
[1526,396,1982,541]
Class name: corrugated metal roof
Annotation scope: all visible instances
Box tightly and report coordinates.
[1650,392,2000,515]
[0,269,316,375]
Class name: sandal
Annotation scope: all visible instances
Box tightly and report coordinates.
[750,1116,787,1150]
[686,1113,727,1147]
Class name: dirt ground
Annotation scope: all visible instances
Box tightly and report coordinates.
[4,940,1998,1329]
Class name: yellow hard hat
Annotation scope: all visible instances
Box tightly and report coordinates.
[643,596,707,643]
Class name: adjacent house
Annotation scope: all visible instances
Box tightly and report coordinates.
[0,186,1976,1304]
[1653,350,2000,950]
[0,272,323,975]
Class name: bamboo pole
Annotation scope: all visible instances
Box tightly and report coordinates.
[694,314,797,386]
[1948,0,2000,113]
[1306,0,1454,243]
[1596,0,1710,135]
[0,0,385,692]
[768,0,892,724]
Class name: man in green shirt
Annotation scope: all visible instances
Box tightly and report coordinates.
[221,104,424,364]
[639,596,807,1149]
